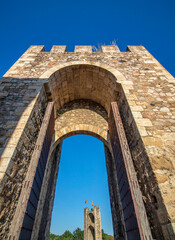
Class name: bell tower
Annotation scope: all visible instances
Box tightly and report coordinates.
[84,206,102,240]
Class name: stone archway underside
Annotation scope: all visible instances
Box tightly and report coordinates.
[54,100,108,145]
[46,64,119,114]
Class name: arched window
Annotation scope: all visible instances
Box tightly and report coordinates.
[89,213,95,223]
[89,225,95,240]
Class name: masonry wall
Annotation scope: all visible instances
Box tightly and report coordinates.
[0,45,175,239]
[0,85,48,239]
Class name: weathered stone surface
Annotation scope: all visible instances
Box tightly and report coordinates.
[55,100,108,143]
[143,137,162,146]
[155,173,168,183]
[0,45,174,239]
[150,156,174,170]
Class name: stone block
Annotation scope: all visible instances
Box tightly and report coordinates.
[25,45,45,54]
[150,156,174,170]
[136,118,153,126]
[143,137,162,146]
[101,45,120,53]
[50,46,67,53]
[155,172,168,183]
[74,46,92,53]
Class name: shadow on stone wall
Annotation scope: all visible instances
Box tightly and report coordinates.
[0,77,48,239]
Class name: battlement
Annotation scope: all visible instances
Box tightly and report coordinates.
[4,43,174,82]
[25,44,149,54]
[85,205,100,212]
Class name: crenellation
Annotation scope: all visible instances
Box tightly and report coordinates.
[50,45,67,53]
[25,45,45,54]
[126,45,145,53]
[74,45,92,53]
[101,45,120,53]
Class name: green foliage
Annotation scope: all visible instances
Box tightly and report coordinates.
[49,233,57,240]
[49,228,82,240]
[102,234,114,240]
[102,230,114,240]
[61,230,74,240]
[73,227,84,240]
[49,228,113,240]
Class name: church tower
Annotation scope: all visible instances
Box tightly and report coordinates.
[84,206,102,240]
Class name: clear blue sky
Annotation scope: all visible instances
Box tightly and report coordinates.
[0,0,175,77]
[51,135,113,235]
[0,0,175,236]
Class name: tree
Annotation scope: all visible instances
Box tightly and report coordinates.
[61,230,74,240]
[49,228,113,240]
[73,227,84,240]
[49,230,74,240]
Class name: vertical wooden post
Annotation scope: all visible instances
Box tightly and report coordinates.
[109,102,152,240]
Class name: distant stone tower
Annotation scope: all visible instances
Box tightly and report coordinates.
[84,206,102,240]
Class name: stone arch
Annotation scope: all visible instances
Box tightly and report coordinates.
[52,99,109,151]
[29,62,128,240]
[8,62,155,240]
[40,61,128,115]
[40,62,123,162]
[34,62,152,240]
[46,65,118,114]
[43,62,119,172]
[52,128,109,152]
[40,61,127,84]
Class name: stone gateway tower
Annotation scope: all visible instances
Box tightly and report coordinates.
[84,206,102,240]
[0,45,175,240]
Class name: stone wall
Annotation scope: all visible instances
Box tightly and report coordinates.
[0,45,174,239]
[0,86,48,239]
[117,88,172,239]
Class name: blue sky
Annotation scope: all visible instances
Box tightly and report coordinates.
[0,0,175,77]
[51,135,113,235]
[0,0,175,236]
